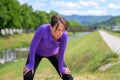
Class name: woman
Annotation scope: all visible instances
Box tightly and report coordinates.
[23,14,73,80]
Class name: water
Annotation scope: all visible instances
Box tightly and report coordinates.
[0,48,29,64]
[0,32,90,64]
[68,32,90,40]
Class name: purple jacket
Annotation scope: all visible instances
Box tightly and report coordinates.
[26,24,68,73]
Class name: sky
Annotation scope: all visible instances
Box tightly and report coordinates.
[17,0,120,16]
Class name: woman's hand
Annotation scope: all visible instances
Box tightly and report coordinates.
[64,68,71,74]
[23,66,34,75]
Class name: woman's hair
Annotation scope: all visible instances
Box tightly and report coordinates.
[50,14,68,31]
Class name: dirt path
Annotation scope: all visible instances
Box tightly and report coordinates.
[99,30,120,55]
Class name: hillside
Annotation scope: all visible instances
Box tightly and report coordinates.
[66,31,118,73]
[98,16,120,27]
[63,15,113,26]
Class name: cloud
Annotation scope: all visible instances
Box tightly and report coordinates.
[30,0,46,11]
[58,9,108,16]
[58,9,80,15]
[100,0,106,3]
[32,3,45,11]
[78,0,98,6]
[17,0,30,4]
[85,10,108,15]
[51,1,82,15]
[51,1,81,9]
[108,3,120,9]
[17,0,120,16]
[17,0,46,11]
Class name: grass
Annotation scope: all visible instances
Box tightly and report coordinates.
[0,59,61,80]
[66,31,118,73]
[106,30,120,37]
[0,33,34,51]
[0,59,120,80]
[0,31,120,80]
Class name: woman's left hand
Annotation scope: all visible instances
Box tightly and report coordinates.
[64,68,71,74]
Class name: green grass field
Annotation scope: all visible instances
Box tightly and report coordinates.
[0,33,33,51]
[106,30,120,37]
[0,31,120,80]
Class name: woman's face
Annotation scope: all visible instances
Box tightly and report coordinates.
[50,23,65,40]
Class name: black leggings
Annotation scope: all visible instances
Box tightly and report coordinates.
[23,54,73,80]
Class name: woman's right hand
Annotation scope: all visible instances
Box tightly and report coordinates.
[23,66,30,75]
[23,66,34,75]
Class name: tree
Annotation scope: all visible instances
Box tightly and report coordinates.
[0,0,22,29]
[68,20,81,32]
[0,0,59,33]
[20,4,34,29]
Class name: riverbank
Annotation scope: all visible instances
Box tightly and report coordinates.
[0,33,34,51]
[0,32,83,51]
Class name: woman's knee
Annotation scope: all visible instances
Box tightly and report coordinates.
[23,71,34,80]
[62,74,73,80]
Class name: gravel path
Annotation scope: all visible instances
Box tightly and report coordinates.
[99,30,120,55]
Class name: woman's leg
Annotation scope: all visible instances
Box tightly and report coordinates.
[62,74,73,80]
[47,54,73,80]
[47,54,61,77]
[23,54,43,80]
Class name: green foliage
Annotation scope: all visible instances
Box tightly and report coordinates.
[0,0,22,29]
[107,30,120,37]
[97,16,120,29]
[68,20,80,27]
[68,20,88,32]
[20,4,34,29]
[66,31,119,73]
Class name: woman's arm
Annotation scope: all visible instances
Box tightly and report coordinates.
[58,31,68,74]
[26,27,43,70]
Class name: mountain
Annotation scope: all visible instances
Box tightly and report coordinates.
[63,15,113,26]
[98,16,120,26]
